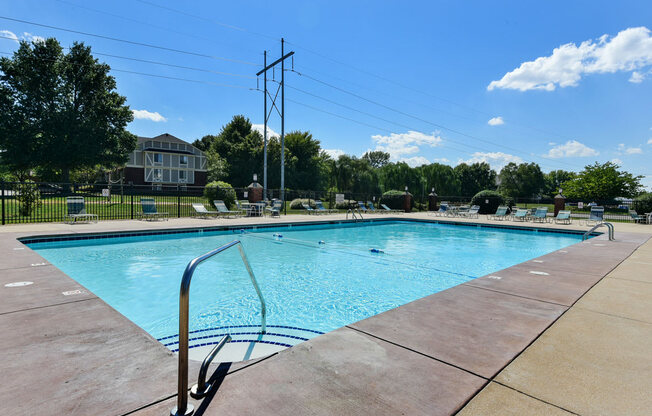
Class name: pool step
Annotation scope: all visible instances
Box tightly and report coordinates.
[158,325,324,362]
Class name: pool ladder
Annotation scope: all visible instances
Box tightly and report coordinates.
[583,222,615,241]
[346,208,363,221]
[171,240,266,416]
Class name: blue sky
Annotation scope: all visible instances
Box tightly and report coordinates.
[1,1,651,188]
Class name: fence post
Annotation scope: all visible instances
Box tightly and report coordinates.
[130,182,134,220]
[1,181,5,225]
[177,184,181,218]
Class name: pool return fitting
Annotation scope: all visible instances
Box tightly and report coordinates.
[171,240,267,416]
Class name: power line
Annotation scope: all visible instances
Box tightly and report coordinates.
[0,15,258,66]
[53,0,262,56]
[291,70,584,170]
[0,35,256,79]
[0,51,254,90]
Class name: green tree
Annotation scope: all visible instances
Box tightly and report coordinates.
[0,38,136,182]
[562,162,643,200]
[418,163,460,195]
[454,162,497,197]
[362,150,390,168]
[327,155,380,194]
[378,162,424,193]
[498,162,545,198]
[285,130,328,190]
[543,170,576,196]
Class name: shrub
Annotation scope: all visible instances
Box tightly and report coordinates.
[471,190,505,214]
[16,181,41,217]
[634,193,652,214]
[289,198,316,210]
[204,181,236,208]
[335,200,357,210]
[380,190,414,210]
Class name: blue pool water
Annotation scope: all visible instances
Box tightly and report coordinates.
[28,221,582,349]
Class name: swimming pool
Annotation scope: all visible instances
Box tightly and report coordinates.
[28,220,584,356]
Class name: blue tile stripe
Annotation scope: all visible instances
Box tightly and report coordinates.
[157,324,324,342]
[169,339,294,352]
[19,217,596,245]
[162,331,310,348]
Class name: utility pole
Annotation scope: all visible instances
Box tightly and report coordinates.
[257,38,294,202]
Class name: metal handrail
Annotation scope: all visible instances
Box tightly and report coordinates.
[583,222,615,241]
[171,240,266,416]
[346,209,363,221]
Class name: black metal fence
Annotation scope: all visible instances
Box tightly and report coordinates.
[0,180,642,225]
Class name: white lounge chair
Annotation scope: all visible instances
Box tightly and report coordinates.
[192,203,218,218]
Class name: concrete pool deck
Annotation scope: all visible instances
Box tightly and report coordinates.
[0,213,650,415]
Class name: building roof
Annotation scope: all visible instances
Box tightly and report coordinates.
[136,133,191,146]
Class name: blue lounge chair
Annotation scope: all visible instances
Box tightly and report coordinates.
[488,206,508,220]
[554,210,572,224]
[192,203,218,218]
[460,205,480,219]
[65,196,98,224]
[367,202,381,214]
[357,201,368,212]
[214,200,245,218]
[265,200,283,217]
[315,200,337,214]
[140,198,168,221]
[301,202,317,215]
[512,208,528,222]
[629,210,647,224]
[381,203,403,213]
[431,203,448,217]
[531,207,550,223]
[581,206,604,226]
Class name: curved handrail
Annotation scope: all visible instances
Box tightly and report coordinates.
[346,209,363,221]
[171,240,266,416]
[583,222,614,241]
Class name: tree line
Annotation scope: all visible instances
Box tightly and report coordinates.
[0,38,646,201]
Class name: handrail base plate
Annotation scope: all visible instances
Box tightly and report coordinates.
[170,404,194,416]
[190,383,212,399]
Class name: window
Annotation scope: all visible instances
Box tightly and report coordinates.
[153,153,162,164]
[180,155,188,165]
[153,168,162,181]
[179,170,187,182]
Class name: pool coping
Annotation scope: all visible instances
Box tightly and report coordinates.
[1,215,649,415]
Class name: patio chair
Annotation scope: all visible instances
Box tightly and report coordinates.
[460,205,480,219]
[65,196,98,224]
[512,208,529,222]
[554,210,572,225]
[581,206,604,226]
[315,200,337,214]
[234,200,249,215]
[367,202,382,214]
[530,207,550,223]
[487,206,508,220]
[629,210,647,224]
[140,198,169,221]
[192,203,218,218]
[381,203,403,213]
[214,200,245,218]
[357,201,368,213]
[431,203,448,217]
[301,202,317,214]
[265,200,283,217]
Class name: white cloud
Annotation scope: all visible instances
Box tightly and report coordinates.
[546,140,599,158]
[371,130,442,162]
[647,138,652,144]
[251,124,279,138]
[488,26,652,91]
[132,109,167,122]
[617,143,644,154]
[401,156,430,167]
[457,152,524,170]
[433,157,450,163]
[323,148,345,159]
[22,32,45,43]
[0,30,19,43]
[611,158,623,165]
[629,71,645,83]
[487,116,505,126]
